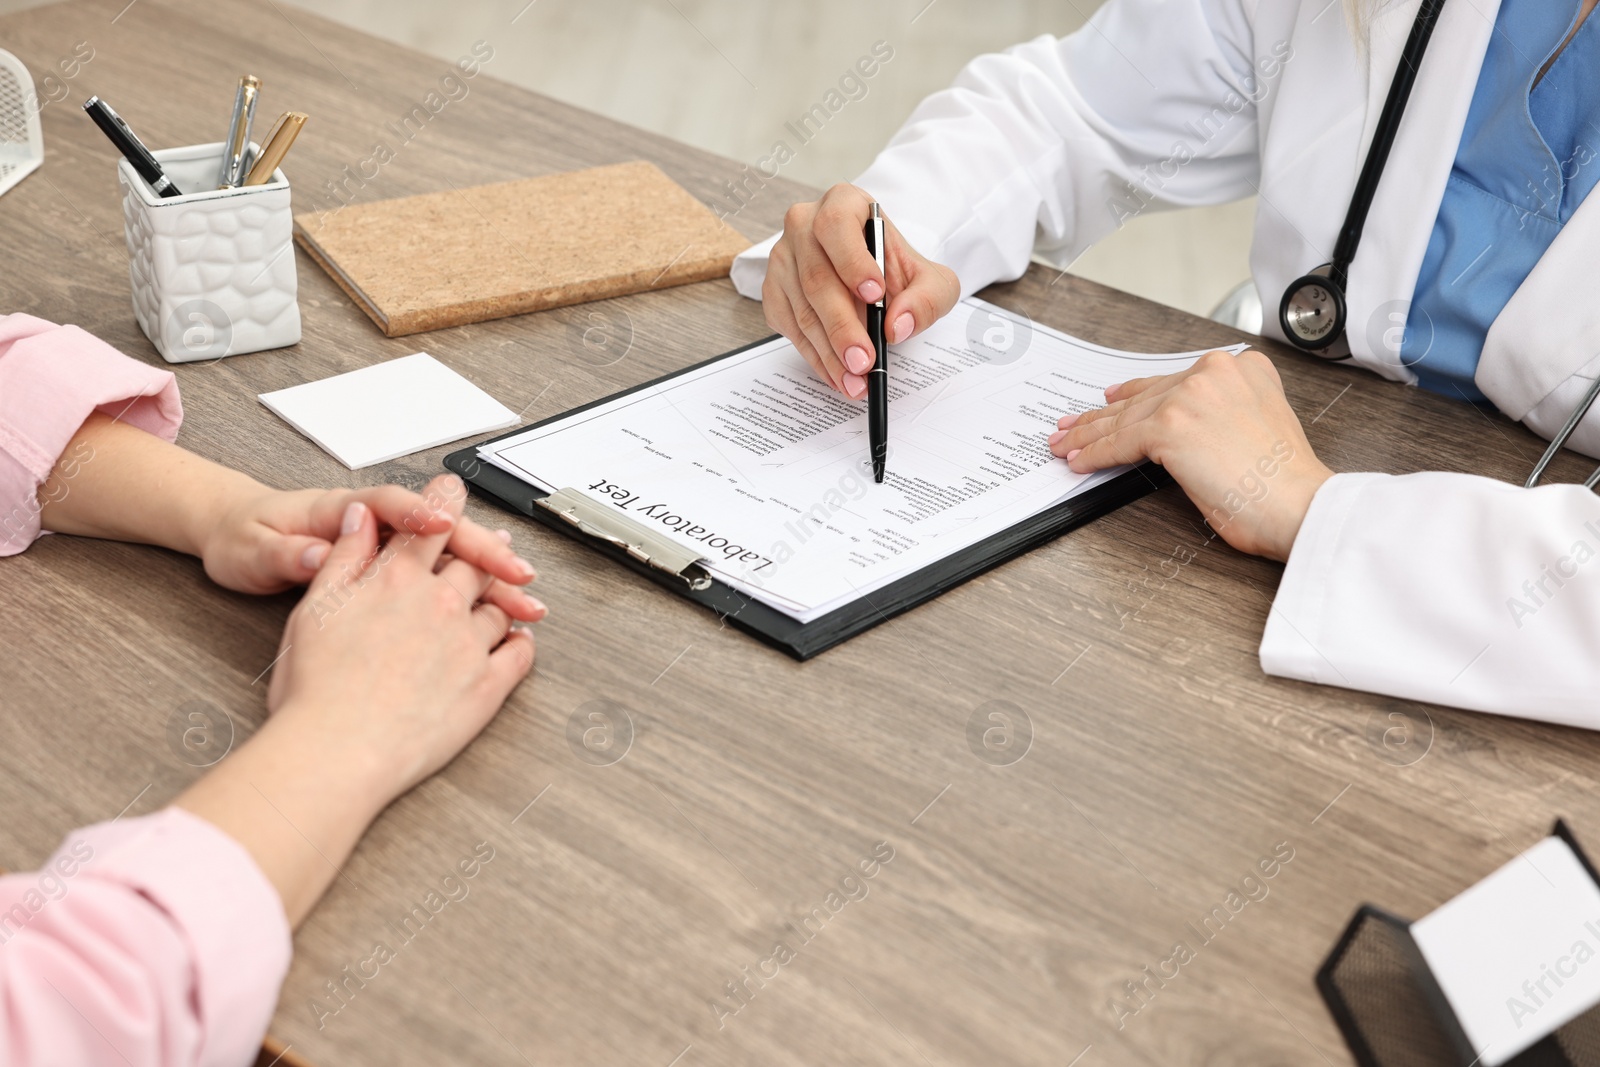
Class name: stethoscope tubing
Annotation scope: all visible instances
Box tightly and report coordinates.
[1525,373,1600,489]
[1279,0,1449,351]
[1327,0,1451,290]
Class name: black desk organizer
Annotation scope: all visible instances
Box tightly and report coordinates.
[1319,820,1600,1067]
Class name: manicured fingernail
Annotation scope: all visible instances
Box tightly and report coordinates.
[301,543,329,570]
[517,556,536,580]
[1057,413,1079,430]
[341,501,365,535]
[892,312,914,344]
[1066,449,1082,462]
[858,279,883,302]
[526,595,547,615]
[844,345,872,374]
[496,528,512,544]
[843,372,867,399]
[1047,430,1066,447]
[1105,383,1121,400]
[433,509,456,527]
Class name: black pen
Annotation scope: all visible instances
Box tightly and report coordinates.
[83,96,182,198]
[865,202,888,483]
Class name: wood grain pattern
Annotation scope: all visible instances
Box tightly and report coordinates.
[2,2,1598,1066]
[293,160,751,336]
[255,1036,316,1067]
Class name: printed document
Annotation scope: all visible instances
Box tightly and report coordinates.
[479,298,1242,621]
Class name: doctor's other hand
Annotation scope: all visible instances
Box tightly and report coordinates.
[764,183,959,399]
[1048,350,1334,562]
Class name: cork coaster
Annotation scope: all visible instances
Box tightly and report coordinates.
[293,160,751,337]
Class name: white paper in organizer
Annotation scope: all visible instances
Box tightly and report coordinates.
[259,353,517,470]
[117,141,301,362]
[1412,835,1600,1066]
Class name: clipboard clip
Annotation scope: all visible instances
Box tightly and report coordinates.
[537,487,714,591]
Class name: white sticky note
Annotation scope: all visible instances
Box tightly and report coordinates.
[259,352,517,469]
[1412,835,1600,1066]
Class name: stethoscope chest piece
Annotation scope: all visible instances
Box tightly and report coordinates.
[1279,265,1347,351]
[1277,0,1447,354]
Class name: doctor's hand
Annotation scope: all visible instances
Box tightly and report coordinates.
[1047,350,1334,562]
[764,183,960,399]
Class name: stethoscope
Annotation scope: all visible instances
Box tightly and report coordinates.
[1527,375,1600,489]
[1278,0,1448,354]
[1280,0,1600,489]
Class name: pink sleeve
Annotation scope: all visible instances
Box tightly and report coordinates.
[0,313,183,557]
[0,807,291,1067]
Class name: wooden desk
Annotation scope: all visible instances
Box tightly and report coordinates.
[3,2,1598,1065]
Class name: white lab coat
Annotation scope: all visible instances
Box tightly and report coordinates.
[729,0,1600,723]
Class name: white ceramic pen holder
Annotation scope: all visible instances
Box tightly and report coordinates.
[117,141,301,363]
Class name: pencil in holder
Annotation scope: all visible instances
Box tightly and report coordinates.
[117,141,300,363]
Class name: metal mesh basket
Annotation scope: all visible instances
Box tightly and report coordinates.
[0,48,44,197]
[1320,893,1600,1065]
[1318,905,1473,1067]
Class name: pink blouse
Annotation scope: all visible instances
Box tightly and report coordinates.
[0,313,182,555]
[0,314,291,1065]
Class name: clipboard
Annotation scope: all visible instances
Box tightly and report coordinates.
[444,334,1173,660]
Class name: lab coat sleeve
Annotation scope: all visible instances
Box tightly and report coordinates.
[732,0,1265,300]
[1261,472,1600,727]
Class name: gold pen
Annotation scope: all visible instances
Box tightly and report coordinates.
[218,74,261,189]
[243,111,307,186]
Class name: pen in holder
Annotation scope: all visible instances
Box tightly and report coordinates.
[117,140,300,363]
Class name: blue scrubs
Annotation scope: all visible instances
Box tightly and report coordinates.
[1401,0,1600,400]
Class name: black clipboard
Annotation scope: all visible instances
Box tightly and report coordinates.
[444,334,1172,660]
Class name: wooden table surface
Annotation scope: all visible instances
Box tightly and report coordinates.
[4,2,1599,1065]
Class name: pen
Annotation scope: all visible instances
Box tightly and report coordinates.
[865,202,889,483]
[217,74,261,189]
[82,96,183,198]
[243,111,307,185]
